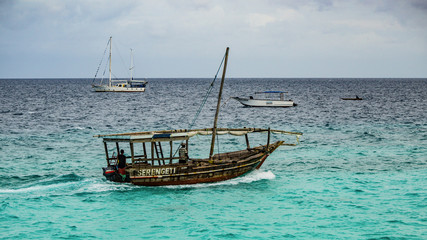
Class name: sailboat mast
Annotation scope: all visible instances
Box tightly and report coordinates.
[108,36,112,87]
[129,48,134,83]
[209,47,229,160]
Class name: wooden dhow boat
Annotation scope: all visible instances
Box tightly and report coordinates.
[96,128,301,186]
[95,48,302,186]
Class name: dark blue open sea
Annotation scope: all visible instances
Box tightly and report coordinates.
[0,78,426,239]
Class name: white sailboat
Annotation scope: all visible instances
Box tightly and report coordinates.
[92,37,147,92]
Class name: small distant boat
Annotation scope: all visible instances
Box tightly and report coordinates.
[92,37,147,92]
[95,48,302,186]
[233,91,296,107]
[341,95,363,100]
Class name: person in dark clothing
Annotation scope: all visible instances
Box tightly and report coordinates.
[117,149,126,180]
[118,149,126,169]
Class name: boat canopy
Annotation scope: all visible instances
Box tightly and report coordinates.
[95,128,302,143]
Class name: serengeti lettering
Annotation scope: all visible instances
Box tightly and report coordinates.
[138,168,177,176]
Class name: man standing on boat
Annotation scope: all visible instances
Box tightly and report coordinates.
[117,149,127,181]
[179,143,188,164]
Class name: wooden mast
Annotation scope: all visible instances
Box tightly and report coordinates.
[209,47,229,160]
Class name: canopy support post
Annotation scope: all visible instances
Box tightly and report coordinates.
[142,143,147,159]
[104,141,109,166]
[151,142,155,165]
[169,141,173,164]
[266,128,271,151]
[158,142,165,165]
[115,142,120,157]
[130,142,135,165]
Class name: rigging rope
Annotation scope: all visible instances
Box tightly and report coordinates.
[100,56,109,84]
[221,97,232,108]
[187,52,226,130]
[172,51,227,158]
[92,38,111,84]
[113,41,131,79]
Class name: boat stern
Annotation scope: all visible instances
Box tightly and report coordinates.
[102,166,130,182]
[102,166,117,181]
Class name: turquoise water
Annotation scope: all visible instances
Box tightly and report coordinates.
[0,78,426,239]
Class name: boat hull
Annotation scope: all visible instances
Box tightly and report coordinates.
[129,154,265,186]
[103,141,282,186]
[233,97,295,107]
[92,85,146,92]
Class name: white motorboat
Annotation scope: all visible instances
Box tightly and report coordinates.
[92,37,147,92]
[233,91,296,107]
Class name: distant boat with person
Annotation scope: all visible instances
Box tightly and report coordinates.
[92,37,147,92]
[233,91,296,107]
[341,95,363,100]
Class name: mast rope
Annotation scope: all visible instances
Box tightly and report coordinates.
[113,41,131,79]
[100,56,109,84]
[221,97,232,108]
[92,38,111,84]
[187,52,226,130]
[172,51,227,158]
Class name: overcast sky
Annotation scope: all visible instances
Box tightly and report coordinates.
[0,0,426,78]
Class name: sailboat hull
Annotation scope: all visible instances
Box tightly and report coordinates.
[92,85,146,92]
